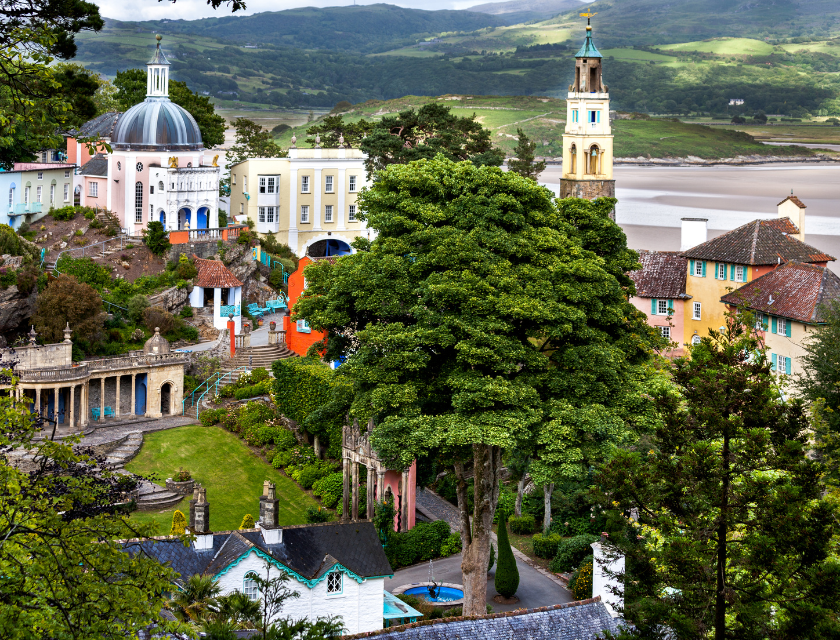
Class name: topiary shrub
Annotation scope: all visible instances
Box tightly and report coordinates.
[442,533,463,557]
[170,510,187,535]
[306,505,332,523]
[568,555,593,600]
[494,512,519,598]
[549,534,599,574]
[508,514,536,535]
[532,532,563,559]
[239,514,255,529]
[487,542,495,572]
[312,472,343,508]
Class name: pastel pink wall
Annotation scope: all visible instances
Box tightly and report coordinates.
[630,296,686,357]
[382,461,416,531]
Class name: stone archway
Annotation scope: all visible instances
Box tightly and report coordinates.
[178,207,192,230]
[160,382,171,415]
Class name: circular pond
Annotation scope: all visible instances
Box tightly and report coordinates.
[403,586,464,603]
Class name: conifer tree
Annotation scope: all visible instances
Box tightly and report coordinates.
[494,511,519,599]
[507,128,546,181]
[170,510,187,536]
[239,514,255,530]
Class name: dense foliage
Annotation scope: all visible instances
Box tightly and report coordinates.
[494,513,519,598]
[384,520,455,570]
[33,274,105,345]
[549,534,599,574]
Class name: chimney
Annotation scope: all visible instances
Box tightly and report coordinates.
[259,480,282,544]
[778,193,805,242]
[188,485,199,529]
[192,486,210,534]
[680,218,708,251]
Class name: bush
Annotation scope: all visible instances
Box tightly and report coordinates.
[84,209,95,220]
[199,408,225,426]
[180,306,194,318]
[272,123,292,135]
[232,380,271,400]
[487,543,495,571]
[0,224,34,258]
[16,266,39,296]
[494,513,519,598]
[142,306,175,334]
[442,533,463,557]
[239,514,255,529]
[170,510,186,535]
[244,423,284,447]
[312,472,343,508]
[272,443,315,469]
[568,555,593,600]
[272,429,297,451]
[33,275,105,344]
[17,221,30,236]
[176,254,198,280]
[549,534,599,573]
[508,514,535,535]
[295,461,336,490]
[127,294,150,323]
[50,205,77,221]
[55,255,111,288]
[533,532,563,559]
[218,211,228,227]
[173,469,191,482]
[305,505,332,523]
[385,520,451,569]
[144,220,170,256]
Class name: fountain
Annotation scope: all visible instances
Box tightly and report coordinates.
[397,560,465,606]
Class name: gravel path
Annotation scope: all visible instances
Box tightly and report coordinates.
[80,416,198,446]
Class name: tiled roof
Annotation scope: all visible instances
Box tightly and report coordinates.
[720,261,840,324]
[777,195,806,209]
[681,219,834,265]
[194,257,243,288]
[343,598,624,640]
[763,218,799,235]
[629,251,690,299]
[76,111,122,139]
[79,154,108,177]
[13,162,75,172]
[123,521,392,583]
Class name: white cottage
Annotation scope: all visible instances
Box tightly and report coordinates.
[127,484,393,635]
[189,257,243,334]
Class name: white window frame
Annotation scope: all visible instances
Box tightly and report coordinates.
[735,265,745,282]
[717,263,726,280]
[243,573,259,601]
[300,205,310,223]
[301,176,310,193]
[325,175,334,193]
[63,183,69,202]
[755,312,764,330]
[239,203,244,214]
[232,174,236,185]
[37,171,43,180]
[694,261,703,276]
[349,175,357,192]
[778,317,787,336]
[89,182,97,198]
[64,170,70,178]
[36,186,42,203]
[693,302,701,320]
[659,326,671,340]
[326,571,342,595]
[49,184,55,204]
[324,205,333,223]
[259,177,266,193]
[8,187,13,209]
[657,299,668,315]
[243,176,247,193]
[135,181,143,224]
[258,207,266,223]
[348,204,357,222]
[267,176,276,194]
[266,207,275,223]
[691,335,701,345]
[24,186,30,203]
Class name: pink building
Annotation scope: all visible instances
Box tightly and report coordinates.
[629,250,691,357]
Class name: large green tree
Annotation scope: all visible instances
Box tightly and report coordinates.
[507,128,546,181]
[596,315,840,639]
[359,103,504,176]
[305,115,374,149]
[113,69,226,148]
[293,155,653,614]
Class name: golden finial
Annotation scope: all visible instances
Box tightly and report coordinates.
[212,154,219,167]
[156,34,162,42]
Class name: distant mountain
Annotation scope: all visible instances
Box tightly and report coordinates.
[467,0,586,22]
[114,4,519,55]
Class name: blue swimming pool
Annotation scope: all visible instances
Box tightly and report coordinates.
[403,586,464,603]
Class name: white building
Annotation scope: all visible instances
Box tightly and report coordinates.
[189,257,243,334]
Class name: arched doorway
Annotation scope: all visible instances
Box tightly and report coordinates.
[308,239,352,258]
[160,382,171,415]
[587,145,600,175]
[570,144,577,174]
[196,206,209,229]
[74,185,81,206]
[178,208,192,230]
[159,210,166,227]
[135,374,147,415]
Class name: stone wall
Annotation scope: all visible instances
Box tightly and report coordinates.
[169,241,227,263]
[559,179,616,200]
[7,341,72,369]
[148,285,190,313]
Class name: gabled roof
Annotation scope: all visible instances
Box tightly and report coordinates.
[720,261,840,324]
[194,257,243,288]
[630,251,691,300]
[681,219,833,265]
[79,154,108,177]
[76,111,122,139]
[124,522,392,584]
[778,195,806,209]
[343,598,623,640]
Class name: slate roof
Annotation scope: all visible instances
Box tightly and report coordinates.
[680,219,834,265]
[194,257,243,288]
[124,522,392,583]
[720,261,840,324]
[629,251,691,299]
[75,111,122,139]
[79,154,109,177]
[343,598,623,640]
[778,195,806,209]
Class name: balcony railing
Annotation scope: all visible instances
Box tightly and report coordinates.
[219,304,241,317]
[87,352,188,372]
[12,203,43,215]
[17,364,89,383]
[168,225,246,246]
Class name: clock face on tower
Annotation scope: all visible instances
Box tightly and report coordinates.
[136,162,144,172]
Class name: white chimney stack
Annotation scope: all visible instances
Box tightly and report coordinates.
[680,218,708,251]
[777,194,805,242]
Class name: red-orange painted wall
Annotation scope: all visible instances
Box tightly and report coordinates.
[284,256,326,357]
[66,137,109,168]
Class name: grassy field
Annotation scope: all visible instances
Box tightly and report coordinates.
[601,48,681,63]
[125,425,317,534]
[655,38,777,56]
[709,123,840,145]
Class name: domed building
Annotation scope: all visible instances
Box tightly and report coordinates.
[77,36,220,233]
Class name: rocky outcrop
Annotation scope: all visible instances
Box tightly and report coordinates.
[148,285,190,313]
[0,286,37,335]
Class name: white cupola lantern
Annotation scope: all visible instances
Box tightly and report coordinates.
[147,34,170,98]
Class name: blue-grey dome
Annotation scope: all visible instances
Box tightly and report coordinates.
[111,97,203,151]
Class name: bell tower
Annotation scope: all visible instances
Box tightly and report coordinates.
[146,34,170,98]
[560,18,615,205]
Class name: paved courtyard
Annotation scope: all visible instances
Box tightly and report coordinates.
[385,553,573,613]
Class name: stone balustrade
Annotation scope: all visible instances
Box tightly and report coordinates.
[17,363,90,383]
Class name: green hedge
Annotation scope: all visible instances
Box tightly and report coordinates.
[509,514,536,535]
[533,532,563,559]
[312,472,343,508]
[549,534,599,573]
[386,520,452,570]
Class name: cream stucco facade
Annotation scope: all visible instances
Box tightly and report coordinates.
[229,149,372,257]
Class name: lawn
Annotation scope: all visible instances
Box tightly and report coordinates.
[655,38,776,56]
[125,425,318,534]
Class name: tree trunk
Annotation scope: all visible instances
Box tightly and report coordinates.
[543,483,554,534]
[715,428,730,639]
[514,475,526,518]
[456,444,502,617]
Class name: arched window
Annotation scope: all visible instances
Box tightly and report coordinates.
[587,145,600,175]
[135,182,143,223]
[159,181,165,192]
[691,335,701,345]
[569,144,577,174]
[243,572,259,600]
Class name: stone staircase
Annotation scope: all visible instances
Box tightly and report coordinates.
[134,479,184,511]
[103,431,144,467]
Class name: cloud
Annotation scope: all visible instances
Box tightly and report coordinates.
[92,0,467,22]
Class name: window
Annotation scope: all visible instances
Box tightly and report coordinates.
[735,265,745,282]
[717,263,726,280]
[89,182,97,198]
[243,573,259,601]
[349,175,357,192]
[36,186,42,202]
[657,299,668,315]
[232,174,236,185]
[348,204,357,222]
[8,187,13,209]
[297,319,311,334]
[243,176,247,193]
[159,181,165,192]
[755,312,765,330]
[324,205,333,223]
[572,109,579,123]
[693,302,701,320]
[326,571,342,594]
[692,260,705,277]
[659,326,671,340]
[63,183,69,202]
[300,205,309,223]
[259,177,266,194]
[37,172,43,180]
[692,335,702,345]
[24,186,30,202]
[239,203,244,214]
[588,110,600,124]
[150,184,155,194]
[777,317,787,336]
[325,175,334,193]
[64,170,70,178]
[258,207,266,223]
[266,207,275,223]
[135,182,143,224]
[301,176,310,193]
[49,184,55,204]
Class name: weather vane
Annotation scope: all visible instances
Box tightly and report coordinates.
[580,8,597,25]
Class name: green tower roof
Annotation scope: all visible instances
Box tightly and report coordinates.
[575,26,602,58]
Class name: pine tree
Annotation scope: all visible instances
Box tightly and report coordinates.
[487,543,495,573]
[494,511,519,598]
[239,514,255,530]
[170,510,187,536]
[507,128,546,181]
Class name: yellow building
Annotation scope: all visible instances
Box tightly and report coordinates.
[679,199,834,347]
[560,19,615,202]
[229,147,372,257]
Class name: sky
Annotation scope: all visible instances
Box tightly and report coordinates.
[92,0,485,22]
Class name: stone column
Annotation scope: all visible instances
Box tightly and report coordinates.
[54,387,59,423]
[351,461,359,521]
[69,384,75,429]
[400,469,410,532]
[341,457,351,522]
[35,387,41,417]
[115,375,121,417]
[99,377,105,420]
[131,374,136,416]
[376,471,385,506]
[366,466,375,521]
[80,382,87,426]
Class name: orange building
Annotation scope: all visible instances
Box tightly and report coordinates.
[284,256,327,357]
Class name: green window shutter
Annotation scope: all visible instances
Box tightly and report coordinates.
[690,260,695,276]
[713,263,719,280]
[786,321,792,338]
[668,299,674,314]
[771,317,777,334]
[730,264,735,280]
[701,261,706,277]
[771,353,777,371]
[651,299,657,315]
[785,357,792,375]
